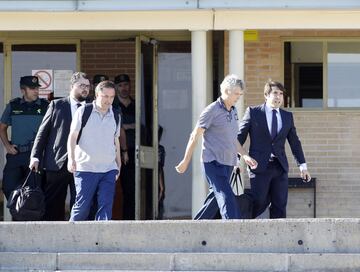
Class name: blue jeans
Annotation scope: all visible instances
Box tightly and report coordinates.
[70,170,117,221]
[195,161,240,219]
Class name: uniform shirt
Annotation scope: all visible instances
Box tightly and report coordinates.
[197,97,239,166]
[0,98,48,146]
[70,101,121,173]
[113,96,135,149]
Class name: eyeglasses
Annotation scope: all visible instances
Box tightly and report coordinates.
[236,79,244,90]
[226,111,239,122]
[77,83,90,90]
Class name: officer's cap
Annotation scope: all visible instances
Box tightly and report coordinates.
[93,74,109,85]
[114,74,130,84]
[20,76,41,88]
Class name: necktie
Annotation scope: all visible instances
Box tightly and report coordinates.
[271,109,278,140]
[76,103,81,108]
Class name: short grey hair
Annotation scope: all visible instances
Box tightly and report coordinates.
[220,74,245,94]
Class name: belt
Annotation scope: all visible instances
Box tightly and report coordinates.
[269,156,277,162]
[15,142,34,153]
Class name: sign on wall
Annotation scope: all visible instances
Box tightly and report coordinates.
[32,69,73,99]
[54,70,73,98]
[32,69,53,99]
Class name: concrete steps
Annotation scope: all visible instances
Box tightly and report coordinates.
[1,252,360,271]
[1,219,360,271]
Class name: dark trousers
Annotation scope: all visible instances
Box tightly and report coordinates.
[121,149,135,220]
[2,152,32,200]
[70,170,117,221]
[250,159,288,219]
[43,164,75,221]
[195,161,239,220]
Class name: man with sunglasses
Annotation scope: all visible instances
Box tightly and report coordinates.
[29,72,90,220]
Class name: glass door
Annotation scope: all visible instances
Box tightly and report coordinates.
[135,36,159,219]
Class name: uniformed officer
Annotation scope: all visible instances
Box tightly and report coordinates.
[89,74,109,101]
[0,75,49,200]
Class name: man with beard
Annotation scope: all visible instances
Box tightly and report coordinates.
[29,72,90,220]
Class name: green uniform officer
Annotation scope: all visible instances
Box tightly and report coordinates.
[0,75,49,200]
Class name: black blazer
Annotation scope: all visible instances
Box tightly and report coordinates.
[237,103,305,173]
[31,97,72,171]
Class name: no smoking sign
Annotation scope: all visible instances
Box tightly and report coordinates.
[32,69,53,92]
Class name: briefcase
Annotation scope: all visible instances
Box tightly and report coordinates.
[7,171,45,221]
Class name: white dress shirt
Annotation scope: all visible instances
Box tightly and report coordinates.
[265,104,307,171]
[69,96,86,117]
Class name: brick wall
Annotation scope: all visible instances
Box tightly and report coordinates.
[225,30,360,218]
[81,33,360,218]
[81,40,136,95]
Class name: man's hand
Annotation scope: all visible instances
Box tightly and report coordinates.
[29,159,39,172]
[5,144,18,155]
[175,159,189,174]
[242,154,258,169]
[301,169,311,182]
[67,158,76,173]
[121,151,129,165]
[123,123,135,130]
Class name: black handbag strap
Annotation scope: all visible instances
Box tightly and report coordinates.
[230,167,244,195]
[21,171,37,188]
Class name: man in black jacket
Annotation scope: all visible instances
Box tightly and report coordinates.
[29,72,90,220]
[237,80,311,218]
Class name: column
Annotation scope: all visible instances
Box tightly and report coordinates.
[191,30,213,217]
[229,30,245,115]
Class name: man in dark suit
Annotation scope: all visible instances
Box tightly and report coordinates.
[237,80,311,219]
[29,72,90,220]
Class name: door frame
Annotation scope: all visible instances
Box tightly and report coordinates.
[135,35,159,220]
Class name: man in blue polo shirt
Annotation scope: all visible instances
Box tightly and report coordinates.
[0,76,48,200]
[176,74,257,219]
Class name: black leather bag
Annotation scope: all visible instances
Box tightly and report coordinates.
[231,167,253,219]
[214,167,253,219]
[7,171,45,221]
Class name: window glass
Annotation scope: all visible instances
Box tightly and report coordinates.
[284,42,323,108]
[327,42,360,107]
[11,44,76,99]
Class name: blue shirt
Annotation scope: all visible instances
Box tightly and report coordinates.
[0,98,48,146]
[197,97,239,166]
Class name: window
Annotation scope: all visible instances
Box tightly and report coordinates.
[284,41,323,108]
[327,42,360,107]
[284,40,360,109]
[11,44,77,99]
